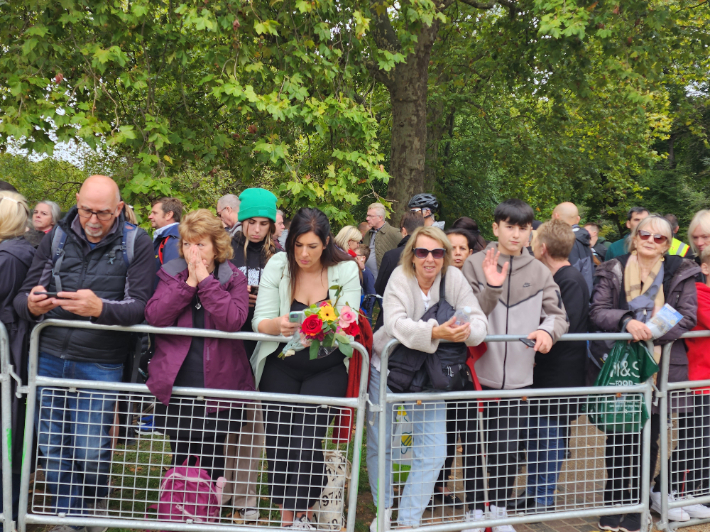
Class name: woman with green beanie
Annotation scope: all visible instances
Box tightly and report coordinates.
[230,187,282,358]
[226,187,282,522]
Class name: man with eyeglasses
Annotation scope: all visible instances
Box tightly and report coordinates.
[217,194,242,237]
[14,175,155,532]
[363,202,400,279]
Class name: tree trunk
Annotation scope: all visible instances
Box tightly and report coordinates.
[371,19,440,225]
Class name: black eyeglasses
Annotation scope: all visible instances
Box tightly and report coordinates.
[77,207,117,221]
[413,247,446,259]
[638,230,668,245]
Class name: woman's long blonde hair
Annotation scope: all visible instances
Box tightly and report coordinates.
[399,226,452,278]
[0,191,30,244]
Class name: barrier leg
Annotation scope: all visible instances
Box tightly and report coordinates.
[1,324,14,532]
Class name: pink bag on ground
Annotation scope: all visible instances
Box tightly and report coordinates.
[149,456,226,528]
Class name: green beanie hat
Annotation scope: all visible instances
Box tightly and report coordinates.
[238,188,278,222]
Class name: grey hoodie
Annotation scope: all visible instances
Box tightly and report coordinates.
[461,243,569,389]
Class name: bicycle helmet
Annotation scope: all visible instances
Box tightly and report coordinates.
[407,193,439,212]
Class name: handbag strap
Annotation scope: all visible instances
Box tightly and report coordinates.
[438,273,447,304]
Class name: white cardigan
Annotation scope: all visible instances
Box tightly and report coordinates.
[372,265,488,371]
[251,252,361,386]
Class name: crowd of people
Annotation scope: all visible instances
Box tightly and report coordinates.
[1,175,710,532]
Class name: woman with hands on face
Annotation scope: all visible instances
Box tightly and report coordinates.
[144,209,253,482]
[366,226,488,530]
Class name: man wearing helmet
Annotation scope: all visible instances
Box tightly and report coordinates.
[408,193,445,229]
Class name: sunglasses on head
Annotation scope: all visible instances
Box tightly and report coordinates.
[413,247,446,259]
[638,230,668,244]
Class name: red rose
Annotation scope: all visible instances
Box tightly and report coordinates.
[344,321,360,337]
[301,314,324,338]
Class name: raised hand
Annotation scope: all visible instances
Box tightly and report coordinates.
[482,248,509,287]
[186,246,200,287]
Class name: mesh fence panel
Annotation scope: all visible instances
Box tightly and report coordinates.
[31,387,353,529]
[386,392,647,528]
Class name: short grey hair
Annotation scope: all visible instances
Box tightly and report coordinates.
[218,194,240,210]
[367,202,386,219]
[36,200,61,225]
[276,209,284,217]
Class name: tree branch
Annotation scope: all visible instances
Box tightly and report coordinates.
[457,0,496,9]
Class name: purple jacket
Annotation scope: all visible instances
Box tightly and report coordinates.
[145,258,255,407]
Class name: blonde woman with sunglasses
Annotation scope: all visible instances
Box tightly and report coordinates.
[366,225,488,530]
[590,215,704,531]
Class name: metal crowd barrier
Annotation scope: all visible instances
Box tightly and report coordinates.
[374,333,657,532]
[0,323,12,532]
[657,331,710,532]
[15,319,371,532]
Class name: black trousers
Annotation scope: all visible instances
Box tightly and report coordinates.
[456,384,529,509]
[260,355,348,511]
[604,431,641,505]
[155,399,243,481]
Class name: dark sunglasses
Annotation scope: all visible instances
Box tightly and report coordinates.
[413,247,446,259]
[638,230,668,244]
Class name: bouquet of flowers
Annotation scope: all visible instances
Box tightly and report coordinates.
[280,285,360,360]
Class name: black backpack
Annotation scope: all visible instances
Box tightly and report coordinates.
[386,274,470,393]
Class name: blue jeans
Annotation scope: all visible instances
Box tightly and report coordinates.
[526,416,565,507]
[366,366,447,526]
[36,352,123,515]
[0,470,21,531]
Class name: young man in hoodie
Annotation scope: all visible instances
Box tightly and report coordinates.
[460,199,569,532]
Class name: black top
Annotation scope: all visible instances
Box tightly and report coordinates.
[533,265,589,389]
[275,300,345,372]
[231,236,281,358]
[173,269,218,388]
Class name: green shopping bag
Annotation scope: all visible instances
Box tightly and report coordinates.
[584,340,659,433]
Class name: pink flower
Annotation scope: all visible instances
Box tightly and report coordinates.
[339,305,357,328]
[319,301,330,308]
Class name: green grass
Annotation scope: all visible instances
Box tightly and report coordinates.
[88,430,374,531]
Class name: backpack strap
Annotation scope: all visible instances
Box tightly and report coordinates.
[50,226,68,292]
[122,222,138,268]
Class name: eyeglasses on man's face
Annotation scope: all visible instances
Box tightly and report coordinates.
[77,207,118,221]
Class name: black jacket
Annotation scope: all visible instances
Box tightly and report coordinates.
[374,235,409,331]
[230,233,282,357]
[14,207,155,364]
[568,225,594,295]
[0,237,36,472]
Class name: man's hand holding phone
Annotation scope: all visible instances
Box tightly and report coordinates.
[29,287,103,318]
[28,286,61,317]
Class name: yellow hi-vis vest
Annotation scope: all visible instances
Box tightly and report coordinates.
[669,238,690,257]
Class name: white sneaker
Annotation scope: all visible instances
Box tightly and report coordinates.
[239,507,260,521]
[682,503,710,519]
[490,504,516,532]
[650,490,690,522]
[370,508,393,532]
[462,508,485,532]
[290,515,315,529]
